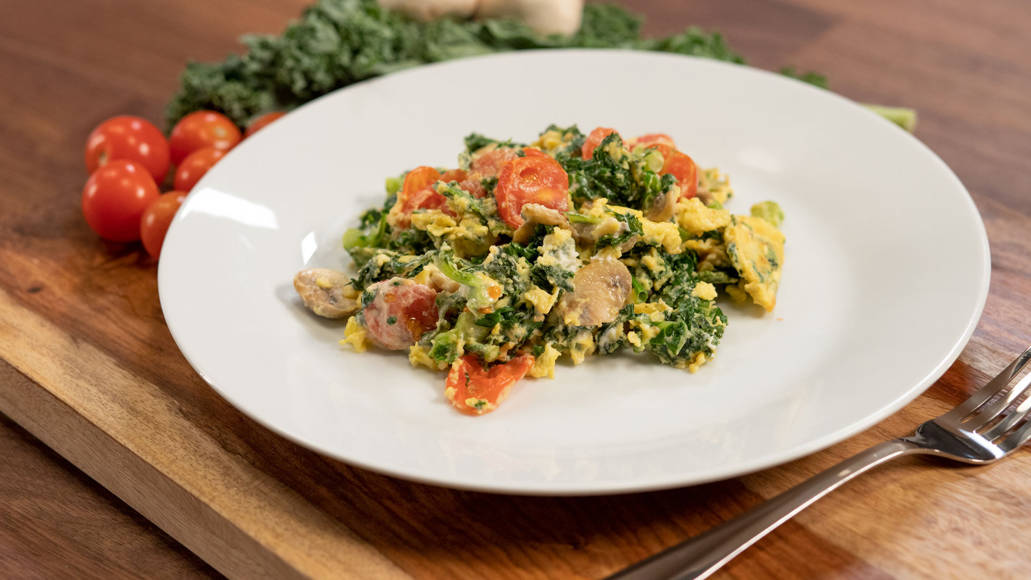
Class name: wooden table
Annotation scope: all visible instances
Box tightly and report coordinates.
[2,0,1029,577]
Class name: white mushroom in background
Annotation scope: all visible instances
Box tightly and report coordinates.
[476,0,584,36]
[378,0,479,20]
[379,0,584,37]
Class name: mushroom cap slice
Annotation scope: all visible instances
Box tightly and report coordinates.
[512,203,571,244]
[293,268,360,319]
[645,186,679,223]
[555,258,632,327]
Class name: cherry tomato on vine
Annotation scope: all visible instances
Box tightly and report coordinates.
[81,160,160,242]
[168,110,241,165]
[140,191,187,258]
[84,116,170,183]
[173,147,226,192]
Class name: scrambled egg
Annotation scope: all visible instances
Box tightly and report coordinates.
[692,282,718,301]
[676,198,731,237]
[340,316,370,352]
[723,215,785,311]
[522,285,560,317]
[698,168,733,206]
[529,343,561,378]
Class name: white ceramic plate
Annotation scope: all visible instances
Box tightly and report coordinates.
[159,50,989,495]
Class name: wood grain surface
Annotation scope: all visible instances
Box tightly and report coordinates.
[1,0,1030,578]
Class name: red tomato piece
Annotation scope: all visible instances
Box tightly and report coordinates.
[461,146,530,198]
[390,166,456,228]
[403,186,450,214]
[169,110,241,165]
[81,160,160,242]
[495,155,570,228]
[457,177,487,199]
[652,144,699,199]
[582,127,619,159]
[445,354,535,415]
[362,278,439,350]
[140,191,187,258]
[522,147,548,158]
[403,166,441,195]
[628,133,676,149]
[85,116,171,184]
[173,147,226,192]
[244,111,286,139]
[469,146,520,178]
[439,168,487,199]
[439,168,468,183]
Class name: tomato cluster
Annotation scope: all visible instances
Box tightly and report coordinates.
[80,111,285,258]
[587,127,698,198]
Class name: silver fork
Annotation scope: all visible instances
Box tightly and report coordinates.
[610,345,1031,580]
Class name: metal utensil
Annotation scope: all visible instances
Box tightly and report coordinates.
[609,345,1031,580]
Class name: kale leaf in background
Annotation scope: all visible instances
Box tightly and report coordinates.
[166,0,755,129]
[167,0,919,136]
[779,66,829,89]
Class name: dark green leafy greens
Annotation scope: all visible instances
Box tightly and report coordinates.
[558,132,675,208]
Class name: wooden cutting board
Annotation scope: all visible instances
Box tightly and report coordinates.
[2,0,1030,577]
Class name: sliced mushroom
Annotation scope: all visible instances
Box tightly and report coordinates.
[293,268,360,319]
[476,0,584,36]
[415,264,461,294]
[570,215,639,254]
[554,258,632,327]
[512,203,572,244]
[645,186,679,222]
[378,0,478,20]
[695,187,715,206]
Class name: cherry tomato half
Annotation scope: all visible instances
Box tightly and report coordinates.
[244,111,286,139]
[402,166,442,199]
[628,133,675,150]
[140,191,187,258]
[652,144,698,199]
[472,146,520,176]
[461,146,521,198]
[582,127,618,159]
[81,160,160,242]
[439,168,468,183]
[84,116,170,183]
[390,166,454,228]
[168,110,241,165]
[173,147,226,192]
[495,155,569,228]
[445,354,535,415]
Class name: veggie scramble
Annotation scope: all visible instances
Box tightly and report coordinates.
[293,125,785,415]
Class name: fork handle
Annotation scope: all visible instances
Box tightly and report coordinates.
[608,439,921,580]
